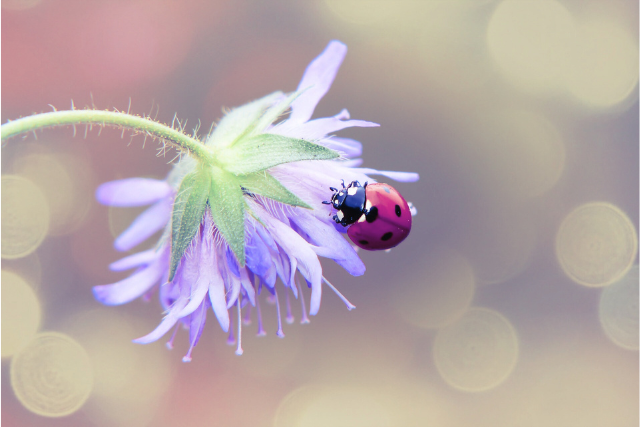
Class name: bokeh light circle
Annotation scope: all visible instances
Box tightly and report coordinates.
[1,270,41,358]
[396,249,475,329]
[274,382,448,427]
[487,0,576,93]
[1,252,43,290]
[10,332,94,417]
[12,151,94,236]
[63,309,172,427]
[556,202,637,287]
[567,19,639,108]
[1,175,50,259]
[433,307,519,392]
[599,266,639,350]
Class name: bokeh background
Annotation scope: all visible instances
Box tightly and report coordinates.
[2,0,638,426]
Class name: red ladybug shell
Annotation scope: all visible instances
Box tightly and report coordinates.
[347,183,412,250]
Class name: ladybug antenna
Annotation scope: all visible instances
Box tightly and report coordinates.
[322,200,331,205]
[341,179,346,188]
[322,276,356,311]
[329,187,338,192]
[363,181,368,188]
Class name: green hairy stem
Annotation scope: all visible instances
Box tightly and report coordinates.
[1,109,211,162]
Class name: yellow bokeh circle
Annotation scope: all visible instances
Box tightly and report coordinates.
[1,175,50,259]
[1,270,41,358]
[487,0,576,93]
[556,202,637,287]
[599,266,639,350]
[567,20,639,108]
[10,332,94,417]
[13,151,94,236]
[433,307,519,392]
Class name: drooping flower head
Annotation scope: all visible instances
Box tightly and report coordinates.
[93,41,418,360]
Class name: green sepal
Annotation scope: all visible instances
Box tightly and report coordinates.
[209,167,246,266]
[218,134,339,175]
[169,168,211,281]
[239,172,311,209]
[249,90,302,138]
[206,91,283,149]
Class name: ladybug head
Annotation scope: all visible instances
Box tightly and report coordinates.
[331,189,348,209]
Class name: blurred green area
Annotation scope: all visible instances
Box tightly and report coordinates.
[2,0,638,426]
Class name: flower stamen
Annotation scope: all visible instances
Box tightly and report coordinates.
[256,282,266,337]
[226,316,236,345]
[285,289,294,324]
[243,304,252,325]
[166,323,180,350]
[274,288,285,338]
[235,299,244,356]
[322,276,356,311]
[297,279,310,325]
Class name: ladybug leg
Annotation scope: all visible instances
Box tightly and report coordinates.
[329,187,338,192]
[363,181,368,188]
[322,200,331,205]
[341,179,346,189]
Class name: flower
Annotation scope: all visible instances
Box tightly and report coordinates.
[93,41,418,360]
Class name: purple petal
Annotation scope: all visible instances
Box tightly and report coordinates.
[201,238,230,332]
[255,222,278,252]
[339,158,363,168]
[109,249,157,271]
[289,40,347,124]
[251,203,323,315]
[133,296,188,344]
[239,268,256,306]
[320,137,362,158]
[93,261,164,305]
[225,271,241,310]
[185,300,207,360]
[290,211,365,276]
[96,178,172,207]
[114,198,172,251]
[159,270,181,310]
[276,109,379,141]
[354,168,420,182]
[262,263,278,288]
[177,240,208,318]
[271,249,290,289]
[225,246,241,278]
[178,273,209,318]
[181,239,202,287]
[245,228,274,279]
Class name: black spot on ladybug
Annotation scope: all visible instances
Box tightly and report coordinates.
[383,187,391,193]
[366,206,378,223]
[381,232,393,241]
[359,240,369,245]
[395,205,401,217]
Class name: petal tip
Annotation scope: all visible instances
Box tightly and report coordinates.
[92,285,120,306]
[113,239,132,252]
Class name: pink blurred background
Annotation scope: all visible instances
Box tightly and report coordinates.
[2,1,638,426]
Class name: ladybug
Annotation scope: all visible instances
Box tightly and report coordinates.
[322,180,412,250]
